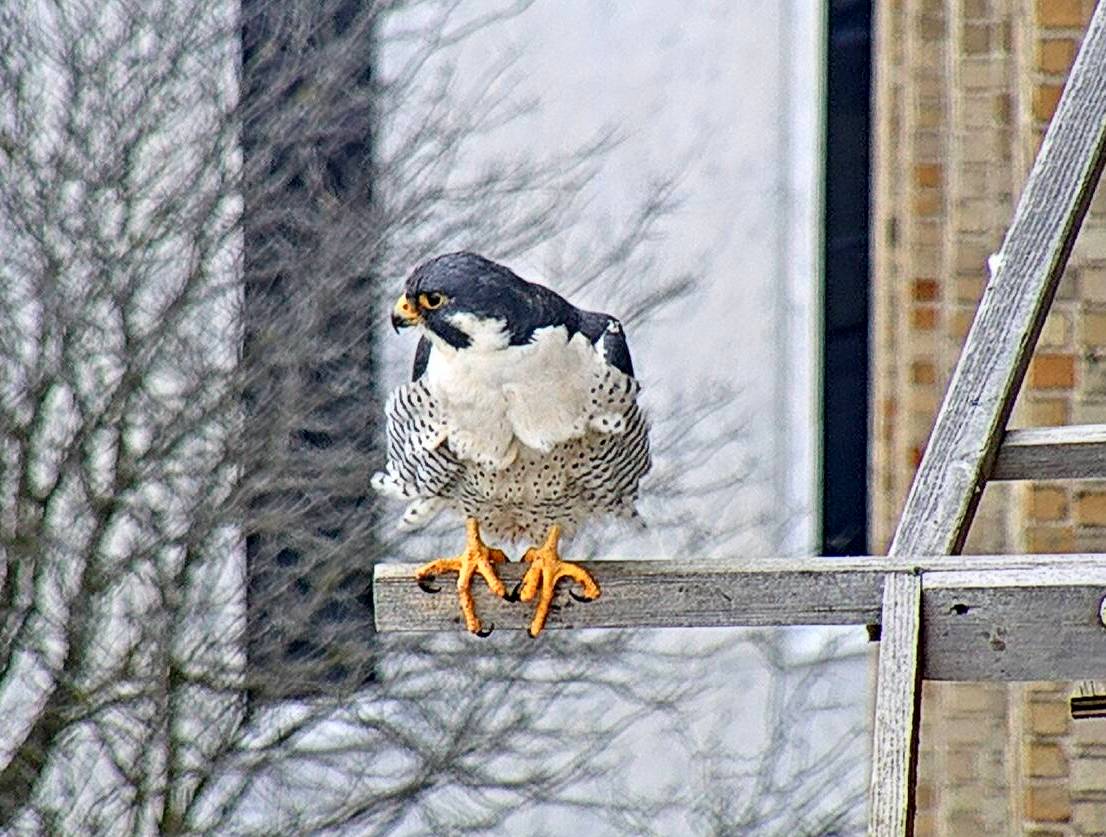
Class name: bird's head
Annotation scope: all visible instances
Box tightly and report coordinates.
[391,252,568,350]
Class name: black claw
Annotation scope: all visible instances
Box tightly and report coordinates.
[569,590,595,603]
[475,623,494,638]
[505,581,523,602]
[417,577,441,594]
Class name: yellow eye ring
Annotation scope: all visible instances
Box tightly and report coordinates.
[418,292,447,310]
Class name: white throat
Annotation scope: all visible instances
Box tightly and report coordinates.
[443,312,510,352]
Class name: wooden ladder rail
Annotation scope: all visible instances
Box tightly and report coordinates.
[868,2,1106,833]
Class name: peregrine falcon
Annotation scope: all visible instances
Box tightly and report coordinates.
[372,252,650,636]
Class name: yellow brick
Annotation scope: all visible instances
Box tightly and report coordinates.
[1072,715,1106,745]
[1024,784,1071,823]
[1025,525,1075,554]
[913,189,942,217]
[1028,700,1071,736]
[1038,38,1078,73]
[994,91,1012,124]
[1073,800,1106,833]
[913,307,938,331]
[1029,354,1076,389]
[1026,742,1067,777]
[947,749,982,782]
[962,24,990,55]
[1056,267,1079,301]
[916,102,944,129]
[913,278,939,302]
[1071,757,1106,793]
[1073,397,1106,423]
[915,781,935,812]
[1027,486,1068,522]
[1075,490,1106,525]
[1082,267,1106,302]
[943,683,1006,713]
[1034,84,1065,123]
[1084,310,1106,346]
[1038,311,1071,348]
[1026,397,1069,427]
[955,240,993,276]
[956,275,986,302]
[909,446,923,469]
[1036,0,1085,28]
[945,716,1001,745]
[911,360,937,385]
[1026,682,1068,698]
[950,309,975,339]
[1074,223,1106,263]
[913,812,936,834]
[1093,179,1106,216]
[914,163,942,188]
[947,811,986,832]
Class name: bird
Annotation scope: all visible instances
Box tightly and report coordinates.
[372,252,650,637]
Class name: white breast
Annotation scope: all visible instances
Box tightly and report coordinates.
[424,324,605,468]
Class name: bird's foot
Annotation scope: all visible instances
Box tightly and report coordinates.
[517,524,600,637]
[414,518,508,637]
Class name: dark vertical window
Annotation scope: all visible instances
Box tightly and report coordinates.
[241,2,379,698]
[821,0,872,557]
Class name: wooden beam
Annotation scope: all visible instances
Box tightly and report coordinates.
[922,564,1106,680]
[992,424,1106,479]
[888,2,1106,557]
[868,573,922,837]
[374,557,888,632]
[374,555,1106,680]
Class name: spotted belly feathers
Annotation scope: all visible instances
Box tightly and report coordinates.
[372,332,650,543]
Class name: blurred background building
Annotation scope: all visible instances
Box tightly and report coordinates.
[870,0,1106,832]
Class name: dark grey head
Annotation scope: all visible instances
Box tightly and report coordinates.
[390,252,575,349]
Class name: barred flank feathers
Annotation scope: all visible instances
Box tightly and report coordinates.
[372,365,650,543]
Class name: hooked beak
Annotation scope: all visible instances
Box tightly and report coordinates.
[391,294,421,332]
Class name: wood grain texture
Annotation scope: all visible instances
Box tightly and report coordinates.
[922,565,1106,680]
[374,557,889,632]
[888,3,1106,557]
[993,424,1106,479]
[375,555,1106,680]
[868,573,922,837]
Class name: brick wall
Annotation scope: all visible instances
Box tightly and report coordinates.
[869,0,1106,833]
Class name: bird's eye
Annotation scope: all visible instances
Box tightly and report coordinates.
[419,292,447,310]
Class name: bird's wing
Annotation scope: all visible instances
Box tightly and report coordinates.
[371,378,462,528]
[577,311,635,377]
[411,336,432,381]
[573,312,651,499]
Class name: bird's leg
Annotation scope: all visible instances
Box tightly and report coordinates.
[517,524,600,637]
[414,518,508,637]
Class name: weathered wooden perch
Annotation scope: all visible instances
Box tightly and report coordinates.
[994,424,1106,479]
[374,554,1106,681]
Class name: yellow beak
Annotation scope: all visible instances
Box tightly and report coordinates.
[391,295,422,331]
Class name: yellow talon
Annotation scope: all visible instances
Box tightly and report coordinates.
[518,524,601,637]
[415,518,508,636]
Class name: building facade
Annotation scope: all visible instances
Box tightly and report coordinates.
[870,0,1106,832]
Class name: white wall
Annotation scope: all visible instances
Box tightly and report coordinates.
[382,0,822,556]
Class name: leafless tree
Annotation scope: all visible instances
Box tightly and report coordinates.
[0,0,865,833]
